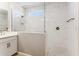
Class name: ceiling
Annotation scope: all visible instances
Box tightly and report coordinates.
[11,2,44,8]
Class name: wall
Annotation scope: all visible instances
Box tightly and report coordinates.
[0,2,8,11]
[78,3,79,55]
[67,2,79,55]
[45,2,79,56]
[17,32,45,56]
[45,2,70,56]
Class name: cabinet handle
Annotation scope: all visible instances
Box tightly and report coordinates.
[7,42,10,48]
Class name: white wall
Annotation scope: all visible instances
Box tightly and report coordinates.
[45,2,79,56]
[67,2,79,55]
[78,3,79,55]
[0,2,8,11]
[45,2,69,56]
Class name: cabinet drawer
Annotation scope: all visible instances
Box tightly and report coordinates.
[0,36,17,43]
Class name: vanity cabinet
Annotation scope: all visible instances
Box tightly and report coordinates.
[0,36,17,56]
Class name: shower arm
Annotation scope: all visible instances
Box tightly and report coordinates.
[66,18,75,22]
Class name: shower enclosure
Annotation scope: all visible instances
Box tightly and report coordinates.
[10,2,79,56]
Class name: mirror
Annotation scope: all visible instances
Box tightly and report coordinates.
[11,2,45,33]
[0,9,8,32]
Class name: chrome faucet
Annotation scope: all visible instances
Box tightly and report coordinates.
[0,30,3,35]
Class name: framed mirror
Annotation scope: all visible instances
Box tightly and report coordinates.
[0,9,8,32]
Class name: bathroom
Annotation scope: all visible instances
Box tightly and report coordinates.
[0,2,79,56]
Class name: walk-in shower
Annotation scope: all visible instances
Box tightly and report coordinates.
[9,2,79,56]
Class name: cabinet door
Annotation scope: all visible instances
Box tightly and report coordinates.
[0,42,8,56]
[0,36,17,56]
[7,39,17,55]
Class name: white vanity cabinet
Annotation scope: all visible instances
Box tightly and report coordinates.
[0,36,17,56]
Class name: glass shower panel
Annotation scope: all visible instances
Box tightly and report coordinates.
[25,4,44,33]
[11,5,25,31]
[11,2,45,33]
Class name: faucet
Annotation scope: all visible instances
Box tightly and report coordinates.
[0,30,3,36]
[0,24,3,35]
[0,30,7,36]
[0,25,7,36]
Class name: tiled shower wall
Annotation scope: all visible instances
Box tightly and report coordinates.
[17,32,45,56]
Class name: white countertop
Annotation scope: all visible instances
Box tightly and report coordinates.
[0,32,17,39]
